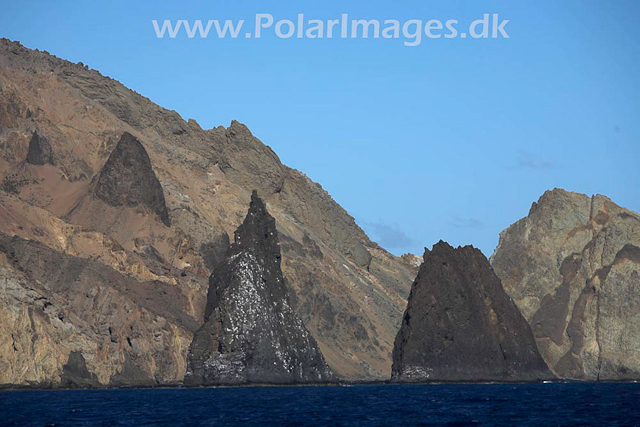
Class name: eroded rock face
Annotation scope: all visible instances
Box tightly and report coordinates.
[392,241,552,382]
[0,233,194,387]
[491,189,640,380]
[94,132,170,226]
[185,191,334,385]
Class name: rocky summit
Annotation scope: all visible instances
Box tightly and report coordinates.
[491,189,640,380]
[186,191,334,385]
[392,241,552,382]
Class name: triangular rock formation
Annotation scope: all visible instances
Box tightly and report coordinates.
[93,132,170,226]
[59,351,100,389]
[25,131,53,165]
[392,241,552,382]
[185,191,334,385]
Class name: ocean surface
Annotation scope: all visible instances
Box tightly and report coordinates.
[1,383,639,426]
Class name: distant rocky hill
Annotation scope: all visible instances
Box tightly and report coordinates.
[491,189,640,380]
[0,38,416,386]
[392,241,552,382]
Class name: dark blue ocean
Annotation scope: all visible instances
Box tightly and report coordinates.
[1,383,639,426]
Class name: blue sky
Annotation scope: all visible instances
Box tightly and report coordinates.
[2,1,639,256]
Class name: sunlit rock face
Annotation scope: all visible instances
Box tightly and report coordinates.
[0,233,194,387]
[185,191,334,385]
[491,189,640,380]
[392,241,552,382]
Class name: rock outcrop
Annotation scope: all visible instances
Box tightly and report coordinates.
[59,351,100,388]
[186,192,334,384]
[93,132,170,226]
[25,131,53,165]
[491,189,640,380]
[392,241,552,382]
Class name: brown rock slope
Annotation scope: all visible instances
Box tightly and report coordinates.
[392,241,551,382]
[491,189,640,380]
[0,38,415,384]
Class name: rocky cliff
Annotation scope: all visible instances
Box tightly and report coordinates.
[186,191,334,385]
[491,189,640,380]
[0,38,416,385]
[0,232,194,387]
[392,241,552,382]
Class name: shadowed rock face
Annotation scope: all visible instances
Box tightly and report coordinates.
[185,191,334,385]
[59,351,99,389]
[25,131,53,165]
[491,189,640,380]
[94,132,170,226]
[392,241,552,382]
[199,233,231,272]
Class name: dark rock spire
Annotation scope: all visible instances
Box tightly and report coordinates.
[392,240,553,382]
[93,132,170,226]
[25,131,53,165]
[185,191,334,385]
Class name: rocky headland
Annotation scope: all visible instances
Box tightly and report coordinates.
[491,189,640,380]
[0,38,415,386]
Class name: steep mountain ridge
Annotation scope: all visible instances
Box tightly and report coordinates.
[0,38,415,383]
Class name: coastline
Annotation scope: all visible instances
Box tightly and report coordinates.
[3,378,638,392]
